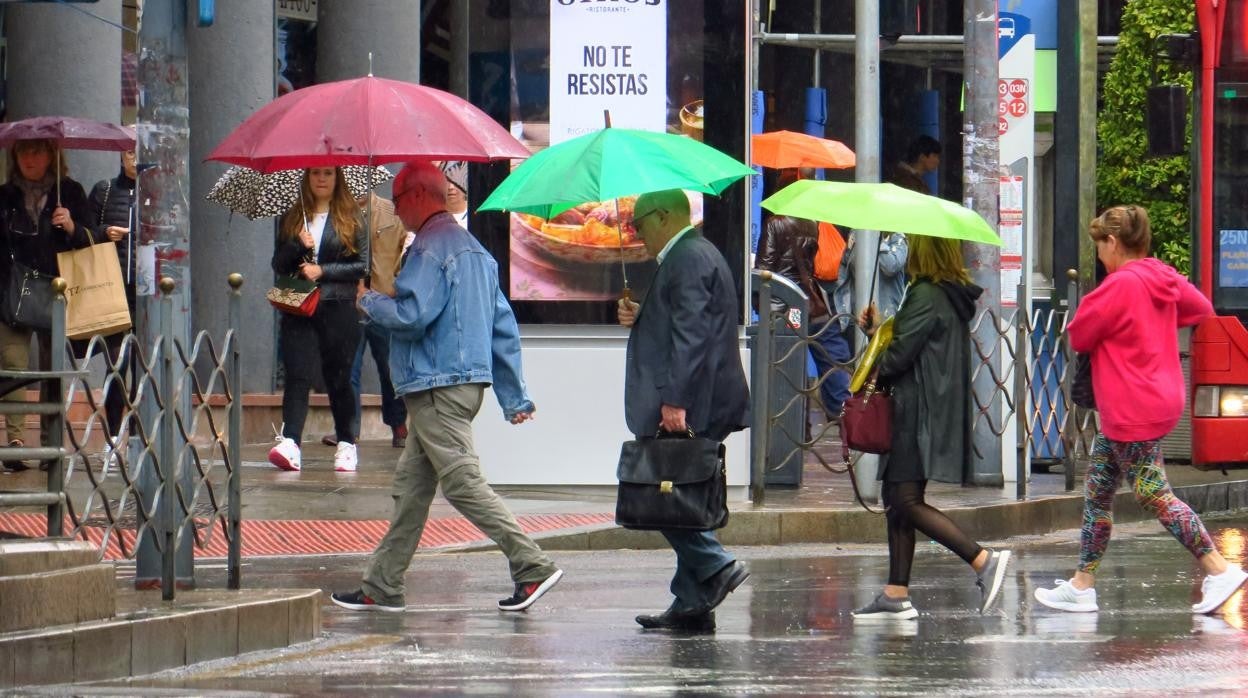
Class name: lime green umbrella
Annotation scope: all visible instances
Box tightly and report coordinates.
[478,127,755,219]
[761,180,1003,246]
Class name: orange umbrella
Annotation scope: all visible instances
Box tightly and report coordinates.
[750,130,856,170]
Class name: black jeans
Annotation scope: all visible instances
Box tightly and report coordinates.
[71,331,135,441]
[279,300,362,446]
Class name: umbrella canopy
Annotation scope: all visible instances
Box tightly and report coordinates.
[750,130,855,170]
[0,116,135,151]
[206,165,393,220]
[477,127,755,219]
[206,76,530,173]
[762,180,1003,246]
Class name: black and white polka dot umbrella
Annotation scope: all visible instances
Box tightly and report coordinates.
[205,165,393,220]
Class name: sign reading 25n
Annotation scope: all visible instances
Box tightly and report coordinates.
[555,0,661,5]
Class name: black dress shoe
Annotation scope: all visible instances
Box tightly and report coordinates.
[695,561,750,615]
[635,608,715,632]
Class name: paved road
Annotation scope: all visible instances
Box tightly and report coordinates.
[44,516,1248,696]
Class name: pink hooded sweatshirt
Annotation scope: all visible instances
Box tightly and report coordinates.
[1067,257,1213,442]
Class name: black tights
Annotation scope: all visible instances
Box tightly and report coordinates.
[883,480,983,587]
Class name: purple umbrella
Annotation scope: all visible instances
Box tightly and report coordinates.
[0,115,136,203]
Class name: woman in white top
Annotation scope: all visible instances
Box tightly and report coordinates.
[269,167,369,474]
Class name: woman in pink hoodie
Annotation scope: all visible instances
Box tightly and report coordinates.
[1035,205,1247,615]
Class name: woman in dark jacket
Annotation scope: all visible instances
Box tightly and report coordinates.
[85,150,138,448]
[0,139,97,471]
[267,167,368,475]
[851,235,1011,620]
[755,214,851,422]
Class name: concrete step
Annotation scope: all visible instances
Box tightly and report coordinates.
[0,588,321,688]
[0,564,115,633]
[0,540,101,576]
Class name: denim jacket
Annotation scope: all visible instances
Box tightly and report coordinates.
[358,212,535,419]
[832,230,908,331]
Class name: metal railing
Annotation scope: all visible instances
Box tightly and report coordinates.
[0,274,244,600]
[750,269,1100,504]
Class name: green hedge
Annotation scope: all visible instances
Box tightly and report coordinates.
[1097,0,1195,274]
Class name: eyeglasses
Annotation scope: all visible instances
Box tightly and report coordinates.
[392,186,418,203]
[633,208,663,227]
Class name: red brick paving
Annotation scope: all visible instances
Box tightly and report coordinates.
[0,513,615,560]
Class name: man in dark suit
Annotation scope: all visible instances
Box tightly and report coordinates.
[617,189,751,632]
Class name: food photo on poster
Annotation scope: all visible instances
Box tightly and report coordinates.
[499,0,717,303]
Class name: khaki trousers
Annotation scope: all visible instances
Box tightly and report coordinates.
[0,322,42,445]
[361,383,556,605]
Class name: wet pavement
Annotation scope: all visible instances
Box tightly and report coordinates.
[36,515,1247,696]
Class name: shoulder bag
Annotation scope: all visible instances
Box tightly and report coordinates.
[2,253,53,330]
[267,274,321,317]
[267,245,320,317]
[615,430,728,531]
[840,368,893,455]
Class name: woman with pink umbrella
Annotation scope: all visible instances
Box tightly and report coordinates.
[268,167,369,474]
[0,138,97,471]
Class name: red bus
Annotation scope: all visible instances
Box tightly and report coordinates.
[1191,0,1248,469]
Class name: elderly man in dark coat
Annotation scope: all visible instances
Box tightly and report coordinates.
[617,189,751,632]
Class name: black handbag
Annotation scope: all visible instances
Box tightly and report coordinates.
[3,255,53,330]
[615,432,729,531]
[1071,353,1095,409]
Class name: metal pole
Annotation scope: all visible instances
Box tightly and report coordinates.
[853,0,881,503]
[227,273,243,590]
[1063,269,1079,493]
[751,271,774,506]
[159,277,176,601]
[47,279,68,537]
[136,0,195,589]
[1015,282,1028,501]
[964,0,1002,486]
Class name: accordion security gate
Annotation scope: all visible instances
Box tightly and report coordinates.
[0,275,244,601]
[749,270,1099,504]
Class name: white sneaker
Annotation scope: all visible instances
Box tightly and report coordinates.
[1192,564,1248,615]
[268,436,301,472]
[1033,579,1098,613]
[334,441,358,472]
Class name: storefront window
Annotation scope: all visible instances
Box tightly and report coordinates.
[467,0,747,325]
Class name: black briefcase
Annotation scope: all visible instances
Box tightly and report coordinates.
[615,434,729,531]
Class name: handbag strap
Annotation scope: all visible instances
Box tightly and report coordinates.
[99,180,111,227]
[788,233,829,317]
[839,429,883,515]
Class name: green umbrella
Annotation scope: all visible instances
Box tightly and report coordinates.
[477,127,755,219]
[761,180,1003,246]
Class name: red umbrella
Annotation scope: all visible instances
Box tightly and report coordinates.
[0,116,136,204]
[0,115,135,152]
[207,76,529,173]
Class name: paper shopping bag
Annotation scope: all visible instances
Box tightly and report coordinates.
[57,242,132,340]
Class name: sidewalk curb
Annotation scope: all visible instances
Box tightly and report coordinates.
[452,478,1248,553]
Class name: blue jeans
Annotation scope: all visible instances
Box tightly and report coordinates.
[808,318,852,418]
[660,529,735,611]
[352,321,408,436]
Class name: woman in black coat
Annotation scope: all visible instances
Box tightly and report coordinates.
[850,235,1011,621]
[267,167,368,475]
[0,139,97,470]
[85,150,139,449]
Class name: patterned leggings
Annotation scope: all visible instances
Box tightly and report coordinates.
[1078,434,1215,574]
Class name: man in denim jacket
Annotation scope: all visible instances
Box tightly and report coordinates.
[332,162,562,614]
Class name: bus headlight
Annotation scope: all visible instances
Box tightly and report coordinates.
[1222,389,1248,417]
[1193,386,1248,417]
